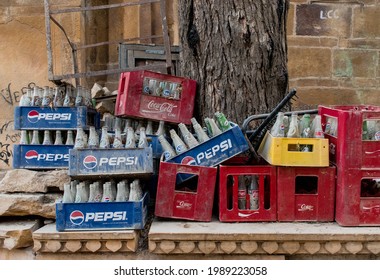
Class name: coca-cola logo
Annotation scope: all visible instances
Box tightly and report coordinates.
[298,204,314,212]
[175,200,192,210]
[141,100,178,117]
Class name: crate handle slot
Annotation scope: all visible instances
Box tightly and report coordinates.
[288,144,314,152]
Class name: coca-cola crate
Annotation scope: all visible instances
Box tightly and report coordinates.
[55,192,149,231]
[115,70,197,124]
[13,106,100,130]
[13,144,73,169]
[167,122,250,183]
[155,161,217,222]
[257,131,329,167]
[319,105,380,170]
[335,168,380,226]
[277,166,336,222]
[68,147,153,178]
[218,165,277,222]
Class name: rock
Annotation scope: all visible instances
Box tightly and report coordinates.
[0,219,42,250]
[91,82,104,98]
[0,169,69,193]
[103,87,111,96]
[0,193,60,219]
[96,100,115,115]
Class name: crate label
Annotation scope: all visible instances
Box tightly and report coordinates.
[297,204,314,212]
[139,96,179,118]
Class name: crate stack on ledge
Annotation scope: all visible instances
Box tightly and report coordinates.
[319,105,380,226]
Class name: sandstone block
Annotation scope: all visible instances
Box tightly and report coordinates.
[0,169,69,193]
[288,47,332,78]
[353,6,380,38]
[0,219,41,250]
[0,193,60,219]
[333,49,377,78]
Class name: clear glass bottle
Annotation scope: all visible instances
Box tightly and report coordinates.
[270,112,285,137]
[31,130,40,145]
[116,180,130,202]
[191,118,209,143]
[41,86,52,107]
[124,127,135,149]
[113,127,124,148]
[170,129,188,154]
[54,130,63,145]
[66,130,75,145]
[99,126,110,148]
[205,117,222,137]
[155,120,165,136]
[312,115,324,139]
[287,113,300,138]
[42,130,53,145]
[178,123,199,149]
[19,130,29,144]
[74,127,86,149]
[138,127,149,148]
[101,182,115,202]
[88,126,99,148]
[62,183,74,203]
[129,179,143,201]
[158,135,176,161]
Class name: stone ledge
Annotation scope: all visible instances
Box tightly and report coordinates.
[149,219,380,256]
[33,224,140,255]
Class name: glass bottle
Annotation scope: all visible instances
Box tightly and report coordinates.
[191,118,209,143]
[42,130,53,145]
[170,129,188,154]
[54,130,63,145]
[99,126,110,149]
[178,123,199,149]
[66,130,75,145]
[158,135,176,161]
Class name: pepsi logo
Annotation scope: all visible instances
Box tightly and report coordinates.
[83,155,97,169]
[27,110,40,123]
[181,156,196,165]
[70,210,84,225]
[25,150,38,160]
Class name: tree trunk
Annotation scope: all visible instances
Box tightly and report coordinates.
[179,0,289,125]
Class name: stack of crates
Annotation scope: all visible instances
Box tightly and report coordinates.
[319,105,380,226]
[13,105,99,169]
[217,111,336,223]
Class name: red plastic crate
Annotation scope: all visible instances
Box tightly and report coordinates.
[154,161,217,222]
[115,70,197,124]
[219,165,277,222]
[319,105,380,170]
[335,168,380,226]
[277,166,336,222]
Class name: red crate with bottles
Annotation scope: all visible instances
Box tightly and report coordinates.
[218,165,277,222]
[318,105,380,170]
[154,161,217,222]
[277,166,336,222]
[115,70,197,125]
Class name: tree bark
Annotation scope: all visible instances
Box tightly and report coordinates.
[179,0,289,125]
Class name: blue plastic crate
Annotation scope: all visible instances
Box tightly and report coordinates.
[147,134,171,159]
[168,123,250,166]
[14,106,100,130]
[13,144,73,169]
[55,192,149,231]
[68,147,153,178]
[166,123,250,183]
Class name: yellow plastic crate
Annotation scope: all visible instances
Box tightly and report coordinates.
[257,131,329,167]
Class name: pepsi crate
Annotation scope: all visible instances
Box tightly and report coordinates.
[14,106,100,130]
[167,122,250,182]
[55,192,149,231]
[68,147,153,178]
[13,144,73,169]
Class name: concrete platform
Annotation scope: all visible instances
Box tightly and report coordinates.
[149,219,380,259]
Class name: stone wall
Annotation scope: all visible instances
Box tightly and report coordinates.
[287,0,380,109]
